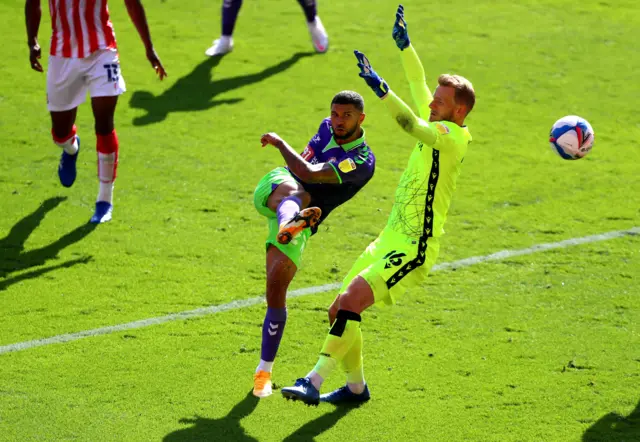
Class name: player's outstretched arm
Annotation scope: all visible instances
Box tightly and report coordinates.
[354,50,436,146]
[382,91,437,146]
[260,133,340,184]
[124,0,167,80]
[392,5,432,118]
[25,0,43,72]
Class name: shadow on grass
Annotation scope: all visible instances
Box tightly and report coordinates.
[583,398,640,441]
[163,391,259,442]
[163,390,356,441]
[130,52,314,126]
[0,197,95,291]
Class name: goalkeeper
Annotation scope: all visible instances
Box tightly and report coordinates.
[281,4,476,405]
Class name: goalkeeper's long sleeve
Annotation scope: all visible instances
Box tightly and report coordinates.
[382,89,437,146]
[400,44,433,119]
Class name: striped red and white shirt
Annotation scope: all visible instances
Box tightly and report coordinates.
[48,0,117,58]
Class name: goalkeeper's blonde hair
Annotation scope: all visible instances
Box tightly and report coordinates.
[438,74,475,114]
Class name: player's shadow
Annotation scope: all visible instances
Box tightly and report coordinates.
[130,52,314,126]
[282,404,355,441]
[0,197,95,291]
[163,390,355,441]
[163,391,260,441]
[582,398,640,441]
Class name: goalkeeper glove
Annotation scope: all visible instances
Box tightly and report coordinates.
[392,4,410,50]
[354,50,389,98]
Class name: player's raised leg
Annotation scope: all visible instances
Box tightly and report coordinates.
[205,0,241,56]
[50,109,80,188]
[265,179,320,245]
[296,0,329,53]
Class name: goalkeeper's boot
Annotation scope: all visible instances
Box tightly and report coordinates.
[253,370,273,398]
[205,36,233,56]
[277,207,321,245]
[58,136,80,188]
[307,17,329,53]
[90,201,112,224]
[281,377,320,406]
[320,384,370,405]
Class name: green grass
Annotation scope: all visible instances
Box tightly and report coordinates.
[1,0,639,440]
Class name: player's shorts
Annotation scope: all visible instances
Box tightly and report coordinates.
[253,167,310,268]
[340,227,440,305]
[46,49,126,112]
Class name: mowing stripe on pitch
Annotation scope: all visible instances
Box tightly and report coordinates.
[1,227,638,355]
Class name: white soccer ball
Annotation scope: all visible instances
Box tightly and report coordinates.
[549,115,595,160]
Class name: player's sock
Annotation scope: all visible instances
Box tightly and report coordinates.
[311,310,362,386]
[52,125,79,155]
[259,307,287,368]
[276,196,302,227]
[256,360,273,373]
[96,130,119,204]
[341,326,366,394]
[296,0,317,23]
[221,0,243,36]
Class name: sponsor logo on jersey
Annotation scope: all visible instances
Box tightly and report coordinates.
[436,123,450,135]
[301,145,314,161]
[338,158,356,173]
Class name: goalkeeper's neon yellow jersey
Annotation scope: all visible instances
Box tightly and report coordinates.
[382,44,473,238]
[386,121,471,238]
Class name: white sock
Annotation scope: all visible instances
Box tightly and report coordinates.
[218,35,232,46]
[55,135,78,155]
[97,182,114,204]
[256,360,273,373]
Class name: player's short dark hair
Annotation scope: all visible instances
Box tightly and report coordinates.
[331,90,364,112]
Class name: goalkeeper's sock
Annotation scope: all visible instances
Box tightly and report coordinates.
[341,326,366,394]
[221,0,242,36]
[276,196,302,227]
[296,0,317,23]
[309,310,362,389]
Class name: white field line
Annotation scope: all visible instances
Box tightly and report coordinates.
[1,227,638,355]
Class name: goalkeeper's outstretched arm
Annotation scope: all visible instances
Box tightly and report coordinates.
[383,89,437,146]
[392,5,432,118]
[400,46,433,118]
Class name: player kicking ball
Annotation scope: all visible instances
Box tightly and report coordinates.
[281,5,476,405]
[25,0,166,223]
[251,91,376,397]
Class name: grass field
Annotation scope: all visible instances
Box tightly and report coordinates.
[1,0,639,440]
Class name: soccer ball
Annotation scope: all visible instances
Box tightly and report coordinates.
[549,115,595,160]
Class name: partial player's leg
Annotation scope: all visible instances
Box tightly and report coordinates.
[50,109,80,187]
[205,0,242,56]
[252,169,313,397]
[296,0,329,53]
[253,244,298,398]
[87,49,126,224]
[90,96,119,224]
[47,55,87,188]
[265,176,321,246]
[281,276,373,405]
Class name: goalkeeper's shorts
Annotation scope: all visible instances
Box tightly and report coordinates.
[253,167,310,268]
[340,227,440,305]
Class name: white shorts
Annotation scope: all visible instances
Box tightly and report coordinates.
[46,48,126,112]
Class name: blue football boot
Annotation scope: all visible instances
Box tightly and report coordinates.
[281,378,320,406]
[320,384,370,405]
[58,136,80,188]
[90,201,113,224]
